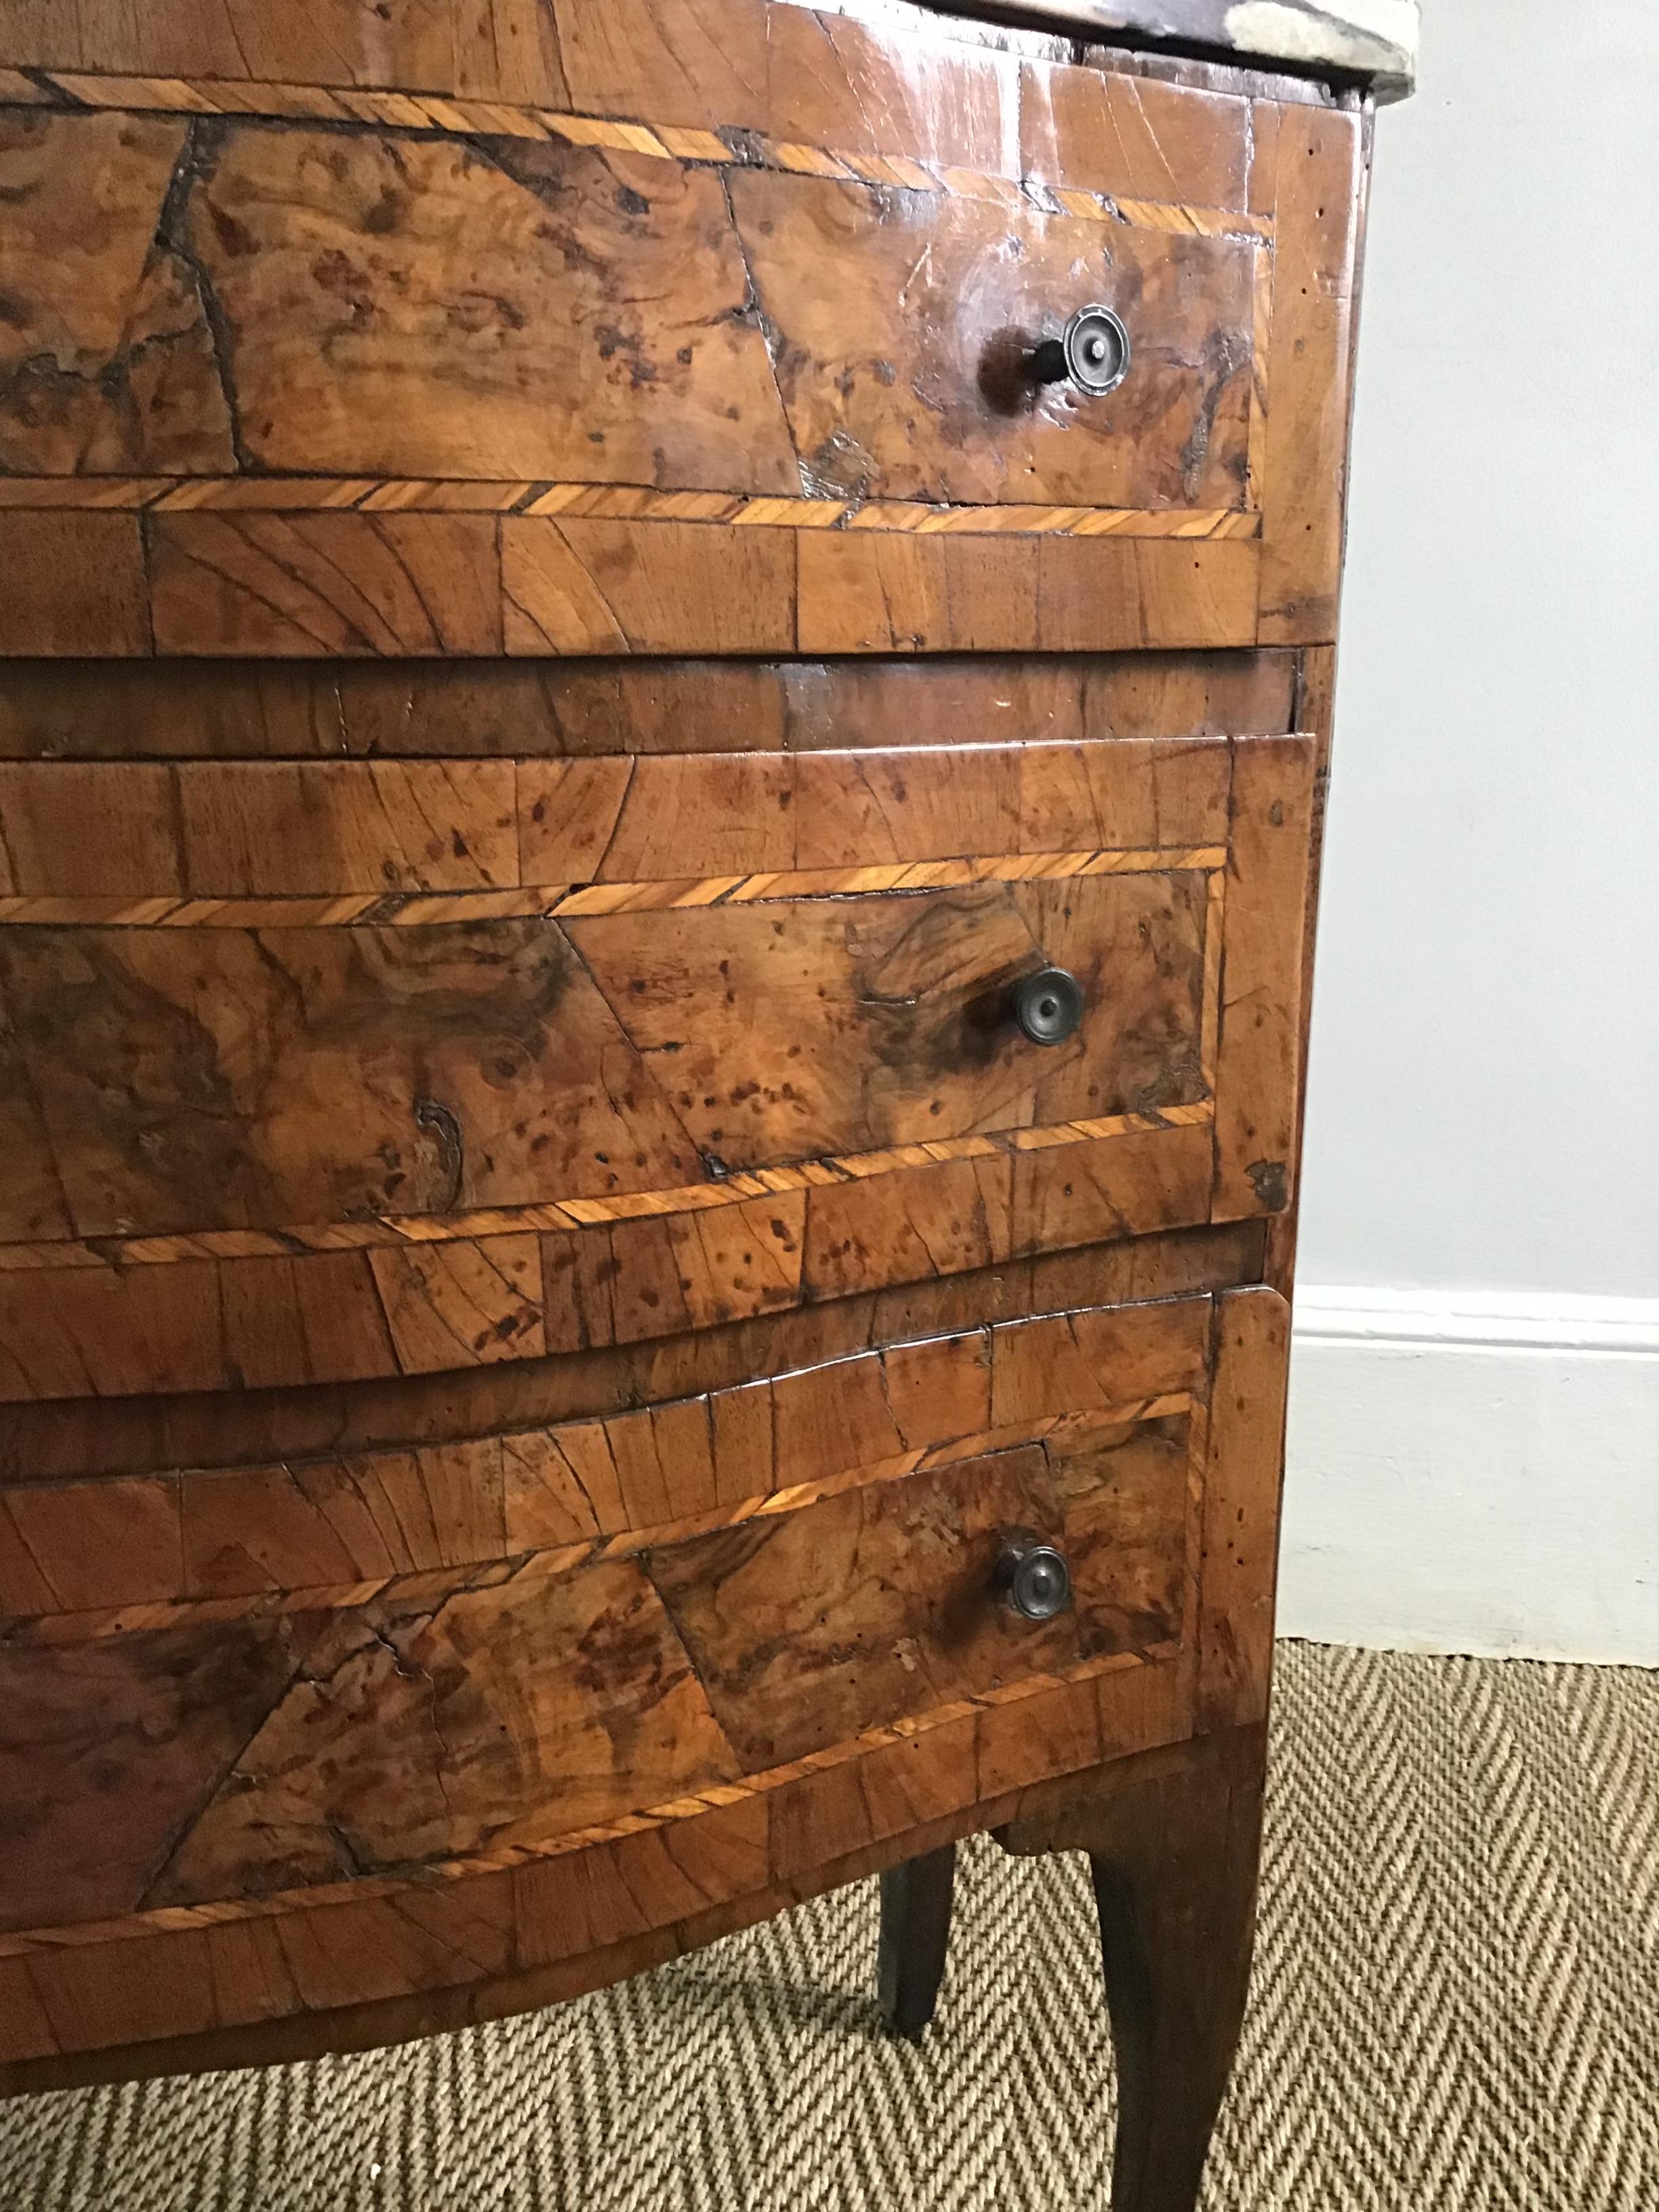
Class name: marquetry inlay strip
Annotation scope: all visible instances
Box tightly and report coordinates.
[0,476,1261,539]
[0,1102,1217,1275]
[0,1641,1180,1953]
[0,846,1230,931]
[16,70,1275,246]
[7,1393,1195,1648]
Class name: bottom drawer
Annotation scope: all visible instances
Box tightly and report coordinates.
[0,1285,1287,2078]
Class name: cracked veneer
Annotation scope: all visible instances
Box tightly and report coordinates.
[123,1608,330,1915]
[152,117,255,474]
[135,1550,722,1901]
[718,165,806,493]
[0,1300,1205,1640]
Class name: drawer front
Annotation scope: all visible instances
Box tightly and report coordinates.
[161,129,1248,512]
[0,734,1313,1397]
[0,872,1206,1235]
[0,1286,1286,2041]
[724,167,1252,512]
[0,58,1253,514]
[0,3,1366,661]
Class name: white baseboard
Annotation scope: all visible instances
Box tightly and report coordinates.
[1279,1288,1659,1665]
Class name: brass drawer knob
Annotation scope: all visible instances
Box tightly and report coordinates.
[1029,304,1131,398]
[995,1530,1073,1622]
[1012,965,1085,1047]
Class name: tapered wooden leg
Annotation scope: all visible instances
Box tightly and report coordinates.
[876,1842,957,2039]
[1000,1726,1266,2212]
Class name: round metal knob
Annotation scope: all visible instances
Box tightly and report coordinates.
[1012,966,1084,1047]
[1029,304,1131,398]
[995,1529,1073,1623]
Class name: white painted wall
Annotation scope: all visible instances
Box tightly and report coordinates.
[1279,1,1659,1662]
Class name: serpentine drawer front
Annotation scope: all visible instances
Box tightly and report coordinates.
[0,0,1397,2190]
[0,729,1311,1399]
[0,1286,1286,2053]
[0,109,1258,516]
[0,0,1359,665]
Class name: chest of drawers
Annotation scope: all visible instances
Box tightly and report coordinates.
[0,1,1410,2200]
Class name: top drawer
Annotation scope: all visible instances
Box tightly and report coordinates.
[0,5,1366,658]
[0,106,1255,511]
[0,728,1314,1399]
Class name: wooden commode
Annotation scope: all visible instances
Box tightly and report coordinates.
[0,2,1414,2201]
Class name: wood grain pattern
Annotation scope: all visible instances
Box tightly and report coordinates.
[501,518,798,656]
[1,758,526,903]
[0,512,148,655]
[1263,640,1336,1298]
[0,1551,744,1929]
[650,1444,1107,1767]
[1049,1416,1192,1657]
[0,0,576,102]
[0,109,231,478]
[0,98,1258,501]
[0,27,1313,222]
[0,1221,1263,1488]
[1210,735,1316,1223]
[568,872,1207,1166]
[0,736,1231,905]
[1196,1286,1288,1728]
[0,0,1366,189]
[187,125,798,491]
[148,512,505,655]
[1019,56,1249,211]
[0,493,1267,669]
[541,1189,809,1353]
[0,1292,1212,1628]
[796,531,1259,655]
[802,1117,1221,1305]
[365,1234,548,1374]
[0,1122,1221,1399]
[0,1610,325,1933]
[0,853,1231,930]
[0,651,1302,762]
[1254,102,1364,642]
[172,762,520,898]
[728,166,1253,511]
[0,1657,1194,2092]
[0,729,1319,1408]
[0,1330,1208,1934]
[0,918,704,1240]
[553,0,1018,168]
[0,1,1377,2112]
[0,40,1364,679]
[0,859,1215,1235]
[0,712,1324,1402]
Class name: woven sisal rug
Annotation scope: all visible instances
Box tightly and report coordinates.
[3,1643,1656,2211]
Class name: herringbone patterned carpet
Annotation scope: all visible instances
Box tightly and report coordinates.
[3,1643,1656,2211]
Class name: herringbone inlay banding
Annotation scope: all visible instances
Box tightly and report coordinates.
[5,74,1274,248]
[2,1644,1653,2211]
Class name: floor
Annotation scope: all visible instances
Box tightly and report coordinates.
[3,1643,1655,2211]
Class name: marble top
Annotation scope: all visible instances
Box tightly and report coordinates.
[940,0,1418,98]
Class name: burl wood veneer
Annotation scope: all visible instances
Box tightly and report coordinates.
[0,2,1401,2202]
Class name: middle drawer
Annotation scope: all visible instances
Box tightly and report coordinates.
[0,733,1312,1398]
